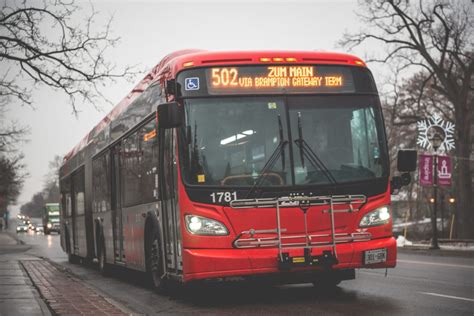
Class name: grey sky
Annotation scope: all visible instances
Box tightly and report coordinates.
[6,0,383,213]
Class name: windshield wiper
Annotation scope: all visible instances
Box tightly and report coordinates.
[294,112,338,185]
[246,115,288,198]
[278,115,286,171]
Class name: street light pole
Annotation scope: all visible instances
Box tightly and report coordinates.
[431,153,440,249]
[430,133,442,250]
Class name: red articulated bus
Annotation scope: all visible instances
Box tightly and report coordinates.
[59,50,416,291]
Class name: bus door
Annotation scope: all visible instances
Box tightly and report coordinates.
[160,129,181,273]
[112,144,125,262]
[70,174,78,253]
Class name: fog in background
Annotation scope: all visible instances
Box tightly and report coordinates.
[6,0,381,214]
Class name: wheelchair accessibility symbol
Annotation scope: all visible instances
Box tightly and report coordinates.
[185,77,199,91]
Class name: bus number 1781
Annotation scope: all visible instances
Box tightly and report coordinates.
[210,191,237,203]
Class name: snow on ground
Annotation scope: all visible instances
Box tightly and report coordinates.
[396,235,474,251]
[396,235,413,247]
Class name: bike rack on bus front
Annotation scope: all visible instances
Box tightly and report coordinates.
[230,195,370,270]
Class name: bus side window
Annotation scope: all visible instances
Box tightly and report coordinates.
[140,119,159,202]
[121,118,159,207]
[72,168,85,216]
[60,177,71,217]
[92,152,111,213]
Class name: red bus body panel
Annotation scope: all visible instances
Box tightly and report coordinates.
[182,237,396,281]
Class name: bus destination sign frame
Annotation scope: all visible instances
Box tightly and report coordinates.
[206,65,355,95]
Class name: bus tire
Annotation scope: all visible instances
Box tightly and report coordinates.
[98,237,111,277]
[64,228,79,264]
[146,228,167,293]
[68,253,80,264]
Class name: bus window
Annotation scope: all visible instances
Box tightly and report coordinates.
[139,119,159,202]
[73,168,85,215]
[121,119,159,207]
[122,132,140,207]
[92,152,111,213]
[60,177,71,217]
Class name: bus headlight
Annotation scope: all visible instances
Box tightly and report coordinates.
[359,206,391,228]
[185,215,229,236]
[47,223,52,228]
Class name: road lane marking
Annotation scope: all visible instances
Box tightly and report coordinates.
[398,259,474,270]
[419,292,474,302]
[359,270,470,288]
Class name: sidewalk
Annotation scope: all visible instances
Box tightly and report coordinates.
[0,231,131,315]
[0,231,50,316]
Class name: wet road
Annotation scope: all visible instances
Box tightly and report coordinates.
[9,219,474,315]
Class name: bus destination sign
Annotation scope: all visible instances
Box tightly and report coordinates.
[206,65,355,94]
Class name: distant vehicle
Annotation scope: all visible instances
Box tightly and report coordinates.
[16,224,28,233]
[43,203,61,235]
[28,223,36,231]
[35,226,44,233]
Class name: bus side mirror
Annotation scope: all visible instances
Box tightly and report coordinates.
[158,102,183,129]
[397,150,417,172]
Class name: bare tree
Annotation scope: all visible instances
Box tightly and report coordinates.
[0,103,28,152]
[0,0,137,113]
[0,154,26,217]
[341,0,473,238]
[43,154,62,185]
[0,102,27,217]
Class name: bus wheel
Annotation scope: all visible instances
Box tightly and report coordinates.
[98,239,111,276]
[146,231,167,293]
[68,253,80,264]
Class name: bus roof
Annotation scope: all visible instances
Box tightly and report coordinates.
[62,50,366,165]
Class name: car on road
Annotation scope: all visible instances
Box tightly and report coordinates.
[16,224,28,233]
[35,226,44,233]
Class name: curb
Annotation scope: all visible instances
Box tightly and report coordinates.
[21,259,136,316]
[18,259,53,316]
[5,231,26,245]
[44,258,137,315]
[398,246,474,258]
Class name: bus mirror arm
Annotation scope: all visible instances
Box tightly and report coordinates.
[391,149,416,194]
[157,102,183,129]
[390,173,411,194]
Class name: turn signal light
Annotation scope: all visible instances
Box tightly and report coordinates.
[183,61,194,67]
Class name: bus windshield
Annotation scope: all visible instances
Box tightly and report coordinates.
[181,95,387,187]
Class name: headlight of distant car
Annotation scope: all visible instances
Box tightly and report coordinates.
[359,206,391,228]
[47,223,52,228]
[185,215,229,236]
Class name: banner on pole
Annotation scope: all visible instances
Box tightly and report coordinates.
[419,154,433,186]
[437,155,452,186]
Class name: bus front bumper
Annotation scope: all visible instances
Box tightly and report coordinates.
[182,236,396,282]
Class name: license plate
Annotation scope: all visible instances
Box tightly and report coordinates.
[364,248,387,264]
